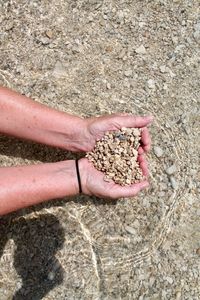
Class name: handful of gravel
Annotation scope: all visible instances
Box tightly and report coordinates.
[86,127,144,186]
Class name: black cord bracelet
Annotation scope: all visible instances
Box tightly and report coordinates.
[75,159,82,194]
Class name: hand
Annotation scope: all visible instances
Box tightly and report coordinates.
[79,114,153,153]
[79,157,149,199]
[77,114,153,199]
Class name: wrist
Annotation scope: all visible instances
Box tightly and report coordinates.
[57,159,89,196]
[77,158,91,195]
[59,117,95,152]
[49,113,94,152]
[62,117,92,152]
[47,113,86,152]
[54,160,80,196]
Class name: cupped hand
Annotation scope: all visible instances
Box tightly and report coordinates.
[79,114,153,153]
[76,114,153,198]
[79,157,149,199]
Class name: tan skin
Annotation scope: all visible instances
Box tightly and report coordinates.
[0,87,153,215]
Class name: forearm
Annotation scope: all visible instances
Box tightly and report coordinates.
[0,160,79,215]
[0,86,86,151]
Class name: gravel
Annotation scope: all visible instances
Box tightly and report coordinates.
[86,127,143,185]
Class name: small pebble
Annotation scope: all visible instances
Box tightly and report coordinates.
[48,271,55,281]
[176,291,182,300]
[125,226,137,235]
[158,191,166,197]
[170,176,178,190]
[52,61,66,78]
[193,30,200,41]
[5,22,14,31]
[166,276,173,284]
[88,15,94,22]
[124,70,133,77]
[39,37,50,45]
[160,65,166,73]
[166,164,177,175]
[135,44,146,54]
[45,30,53,39]
[196,248,200,256]
[193,22,200,41]
[147,79,156,89]
[106,82,111,89]
[153,146,163,158]
[138,21,145,28]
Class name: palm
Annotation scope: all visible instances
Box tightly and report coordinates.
[82,158,116,196]
[80,158,149,199]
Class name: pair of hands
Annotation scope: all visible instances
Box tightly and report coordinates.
[73,114,153,199]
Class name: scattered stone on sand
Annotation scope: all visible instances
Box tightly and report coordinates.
[154,146,163,158]
[166,164,177,175]
[175,291,182,300]
[160,65,167,73]
[45,30,53,39]
[170,176,178,190]
[193,22,200,41]
[48,272,55,281]
[52,61,67,78]
[196,248,200,256]
[106,82,111,89]
[125,225,137,235]
[166,276,174,284]
[124,69,133,77]
[147,79,156,89]
[135,44,146,54]
[86,128,143,186]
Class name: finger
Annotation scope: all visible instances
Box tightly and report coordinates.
[138,146,144,155]
[96,113,131,121]
[112,115,154,129]
[137,154,149,177]
[111,180,149,198]
[141,127,151,152]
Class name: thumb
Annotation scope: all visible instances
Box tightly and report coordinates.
[111,115,154,128]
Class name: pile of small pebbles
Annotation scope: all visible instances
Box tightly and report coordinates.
[86,127,144,186]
